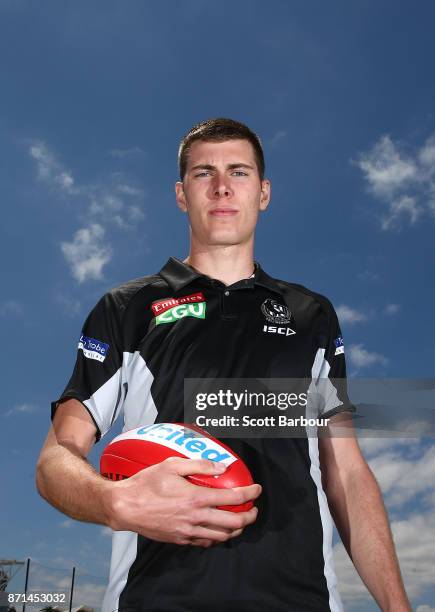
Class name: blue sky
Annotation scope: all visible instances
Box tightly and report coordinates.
[1,2,435,610]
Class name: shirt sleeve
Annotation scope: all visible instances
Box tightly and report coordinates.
[51,291,125,443]
[313,298,357,419]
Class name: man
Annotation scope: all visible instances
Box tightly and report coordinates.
[36,118,411,611]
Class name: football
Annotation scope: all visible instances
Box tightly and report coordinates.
[100,422,254,512]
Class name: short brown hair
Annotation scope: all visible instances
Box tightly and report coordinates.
[178,118,265,181]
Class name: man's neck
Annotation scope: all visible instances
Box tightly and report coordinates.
[183,247,255,287]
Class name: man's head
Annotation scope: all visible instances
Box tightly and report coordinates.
[175,118,271,250]
[178,118,265,182]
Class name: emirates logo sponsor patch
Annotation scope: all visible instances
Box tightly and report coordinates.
[151,292,206,325]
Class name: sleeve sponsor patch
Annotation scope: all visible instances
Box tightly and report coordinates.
[78,334,110,362]
[333,335,344,355]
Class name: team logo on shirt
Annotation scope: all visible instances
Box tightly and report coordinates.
[261,299,296,336]
[334,336,345,355]
[152,291,206,325]
[261,299,291,324]
[78,334,109,362]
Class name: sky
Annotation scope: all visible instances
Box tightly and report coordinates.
[1,1,435,610]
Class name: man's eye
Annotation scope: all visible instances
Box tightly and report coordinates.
[194,170,247,177]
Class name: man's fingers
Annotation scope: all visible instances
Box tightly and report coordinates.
[159,460,262,511]
[195,506,258,531]
[165,457,227,477]
[192,483,262,508]
[190,525,244,543]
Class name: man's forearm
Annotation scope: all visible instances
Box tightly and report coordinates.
[36,442,113,525]
[327,463,411,611]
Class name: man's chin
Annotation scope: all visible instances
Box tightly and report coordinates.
[199,229,254,245]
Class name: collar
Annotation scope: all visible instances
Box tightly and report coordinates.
[158,256,284,296]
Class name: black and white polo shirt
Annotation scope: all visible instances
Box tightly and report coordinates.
[52,256,355,612]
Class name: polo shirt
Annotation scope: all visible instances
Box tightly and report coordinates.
[51,256,355,612]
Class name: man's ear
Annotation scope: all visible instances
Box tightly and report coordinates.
[259,179,271,212]
[175,181,188,213]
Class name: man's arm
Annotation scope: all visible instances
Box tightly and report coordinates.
[35,399,114,524]
[36,399,261,547]
[319,414,411,612]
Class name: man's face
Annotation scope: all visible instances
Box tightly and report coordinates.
[175,139,270,248]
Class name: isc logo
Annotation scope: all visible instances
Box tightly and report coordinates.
[263,324,296,336]
[155,302,206,325]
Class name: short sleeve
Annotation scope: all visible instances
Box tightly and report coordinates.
[312,298,357,419]
[51,291,125,443]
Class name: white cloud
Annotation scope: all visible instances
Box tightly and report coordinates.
[2,403,37,418]
[358,437,414,459]
[393,419,433,437]
[384,303,400,315]
[417,605,435,611]
[419,135,435,173]
[90,194,124,216]
[112,214,129,230]
[29,141,75,194]
[128,205,145,222]
[89,192,145,230]
[16,403,36,412]
[356,135,417,199]
[334,440,435,606]
[381,195,422,230]
[335,509,435,603]
[336,304,368,325]
[0,300,23,317]
[24,567,107,609]
[348,343,388,369]
[28,140,147,282]
[336,303,400,324]
[60,519,73,528]
[392,511,435,600]
[61,224,112,283]
[117,184,145,197]
[366,444,435,509]
[354,132,435,230]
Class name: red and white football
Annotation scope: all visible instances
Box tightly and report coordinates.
[100,422,254,512]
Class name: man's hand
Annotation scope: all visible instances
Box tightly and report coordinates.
[36,400,261,548]
[106,456,261,547]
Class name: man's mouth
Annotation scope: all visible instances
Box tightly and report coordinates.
[209,208,239,217]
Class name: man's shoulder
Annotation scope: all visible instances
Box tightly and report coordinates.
[86,272,165,321]
[270,274,336,317]
[105,272,165,310]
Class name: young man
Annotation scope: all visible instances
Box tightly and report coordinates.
[36,119,411,611]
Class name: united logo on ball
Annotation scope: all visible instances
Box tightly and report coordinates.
[100,422,254,512]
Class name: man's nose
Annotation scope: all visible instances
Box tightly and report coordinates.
[212,174,233,198]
